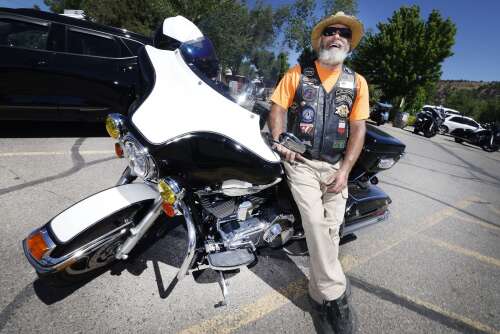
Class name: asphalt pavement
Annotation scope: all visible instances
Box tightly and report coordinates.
[0,122,499,334]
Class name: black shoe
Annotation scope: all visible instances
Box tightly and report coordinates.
[309,292,353,334]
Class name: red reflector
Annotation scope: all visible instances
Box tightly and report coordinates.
[114,142,124,158]
[162,203,176,217]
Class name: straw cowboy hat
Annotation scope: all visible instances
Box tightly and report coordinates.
[311,11,364,52]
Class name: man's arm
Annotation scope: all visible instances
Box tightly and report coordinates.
[268,103,303,162]
[327,119,366,193]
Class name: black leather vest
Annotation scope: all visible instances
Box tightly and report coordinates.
[287,63,357,164]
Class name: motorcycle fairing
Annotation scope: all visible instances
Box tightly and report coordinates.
[131,46,279,163]
[49,183,158,243]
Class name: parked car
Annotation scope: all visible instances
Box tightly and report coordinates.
[0,8,152,122]
[370,102,392,126]
[440,115,483,134]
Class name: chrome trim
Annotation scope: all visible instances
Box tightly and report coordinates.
[107,113,127,138]
[195,177,282,197]
[116,166,136,186]
[176,199,197,280]
[23,221,133,274]
[121,134,158,181]
[342,210,389,235]
[115,196,163,259]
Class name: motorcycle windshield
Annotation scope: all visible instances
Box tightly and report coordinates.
[130,43,279,163]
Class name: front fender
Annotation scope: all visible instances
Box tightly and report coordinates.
[49,183,158,243]
[23,183,159,273]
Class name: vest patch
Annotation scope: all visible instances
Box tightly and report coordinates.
[335,104,349,118]
[303,67,315,77]
[339,80,355,89]
[303,87,317,102]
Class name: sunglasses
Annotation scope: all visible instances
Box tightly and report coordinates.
[322,26,352,39]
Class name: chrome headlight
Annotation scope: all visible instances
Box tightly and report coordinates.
[377,157,396,170]
[122,136,157,179]
[106,113,127,139]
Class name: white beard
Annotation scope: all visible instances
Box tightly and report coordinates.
[318,46,349,66]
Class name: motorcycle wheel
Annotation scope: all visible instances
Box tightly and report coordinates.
[424,128,436,138]
[39,201,155,286]
[454,137,464,144]
[413,127,419,134]
[482,144,499,152]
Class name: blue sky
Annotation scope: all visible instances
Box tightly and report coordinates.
[1,0,499,82]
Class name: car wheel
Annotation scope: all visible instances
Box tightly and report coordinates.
[438,125,449,134]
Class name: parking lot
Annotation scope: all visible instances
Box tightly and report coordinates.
[0,122,499,334]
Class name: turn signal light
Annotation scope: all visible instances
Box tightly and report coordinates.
[162,203,176,217]
[114,142,124,158]
[158,179,176,205]
[105,113,126,139]
[26,231,49,261]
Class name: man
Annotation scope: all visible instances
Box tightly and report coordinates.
[268,12,369,334]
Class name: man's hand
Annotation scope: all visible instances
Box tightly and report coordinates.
[273,143,305,163]
[325,168,349,193]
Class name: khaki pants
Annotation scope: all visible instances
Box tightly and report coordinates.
[284,158,347,303]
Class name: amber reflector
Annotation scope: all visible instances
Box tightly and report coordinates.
[162,203,176,217]
[114,142,124,158]
[26,231,49,261]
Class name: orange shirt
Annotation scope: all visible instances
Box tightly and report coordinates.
[271,60,369,121]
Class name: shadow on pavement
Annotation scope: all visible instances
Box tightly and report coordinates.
[0,121,107,138]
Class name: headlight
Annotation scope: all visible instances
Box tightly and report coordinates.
[377,158,396,169]
[122,136,157,179]
[105,113,127,139]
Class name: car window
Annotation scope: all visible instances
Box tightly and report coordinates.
[122,38,144,56]
[449,117,461,123]
[0,18,48,50]
[68,28,120,57]
[464,119,478,127]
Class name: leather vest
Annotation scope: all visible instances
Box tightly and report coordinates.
[287,63,357,164]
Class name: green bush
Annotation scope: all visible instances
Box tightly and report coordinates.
[407,115,417,126]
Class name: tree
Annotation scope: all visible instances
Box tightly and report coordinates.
[321,0,358,16]
[44,0,284,77]
[351,6,456,113]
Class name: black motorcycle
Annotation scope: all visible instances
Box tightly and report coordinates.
[451,122,500,152]
[413,108,445,138]
[22,17,406,305]
[370,102,392,126]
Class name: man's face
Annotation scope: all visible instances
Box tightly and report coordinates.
[318,24,351,66]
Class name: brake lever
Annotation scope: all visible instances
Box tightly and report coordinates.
[278,133,307,154]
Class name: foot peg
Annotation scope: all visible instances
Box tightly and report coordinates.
[207,248,256,270]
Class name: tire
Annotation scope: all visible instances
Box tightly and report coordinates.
[424,128,436,138]
[454,137,463,143]
[438,125,448,134]
[413,126,419,134]
[39,201,154,286]
[482,144,499,152]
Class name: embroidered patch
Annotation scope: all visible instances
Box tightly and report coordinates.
[300,107,315,123]
[339,80,355,89]
[303,87,317,102]
[338,120,346,135]
[303,67,315,77]
[332,140,346,149]
[335,104,349,118]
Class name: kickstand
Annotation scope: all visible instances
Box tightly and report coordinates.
[214,271,229,308]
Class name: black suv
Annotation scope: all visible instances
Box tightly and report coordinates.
[0,8,152,122]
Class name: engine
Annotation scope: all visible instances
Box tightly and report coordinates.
[197,192,295,252]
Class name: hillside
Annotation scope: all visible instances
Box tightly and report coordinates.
[433,80,500,104]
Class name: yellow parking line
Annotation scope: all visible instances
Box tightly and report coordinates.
[0,150,114,157]
[391,291,500,334]
[452,212,500,232]
[422,236,500,268]
[178,198,487,334]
